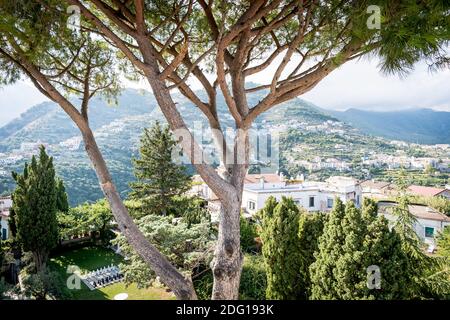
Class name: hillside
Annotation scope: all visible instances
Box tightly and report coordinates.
[332,108,450,144]
[0,89,332,204]
[1,89,448,205]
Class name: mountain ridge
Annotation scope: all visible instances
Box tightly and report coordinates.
[330,108,450,144]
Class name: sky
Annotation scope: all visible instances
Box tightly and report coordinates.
[1,56,449,127]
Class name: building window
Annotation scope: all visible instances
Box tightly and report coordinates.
[327,198,334,208]
[309,196,315,208]
[425,227,434,238]
[248,201,256,210]
[294,199,301,205]
[1,228,6,241]
[356,195,360,206]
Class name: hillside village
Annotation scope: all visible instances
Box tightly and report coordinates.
[1,101,449,205]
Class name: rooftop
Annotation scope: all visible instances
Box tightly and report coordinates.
[244,176,358,194]
[361,180,392,190]
[244,174,282,184]
[378,201,450,222]
[407,185,446,197]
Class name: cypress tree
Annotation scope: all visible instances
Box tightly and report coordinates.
[130,121,191,216]
[333,201,368,299]
[309,198,442,300]
[309,198,346,299]
[361,214,410,299]
[55,178,69,213]
[261,197,303,299]
[12,146,59,272]
[258,196,278,230]
[297,212,326,299]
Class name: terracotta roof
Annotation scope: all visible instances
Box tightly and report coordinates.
[244,174,282,184]
[378,201,450,222]
[407,185,446,197]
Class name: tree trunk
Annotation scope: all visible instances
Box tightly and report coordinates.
[33,251,47,273]
[81,128,197,300]
[16,48,198,299]
[211,146,248,300]
[211,201,244,299]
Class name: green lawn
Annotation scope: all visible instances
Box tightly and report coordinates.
[48,246,174,300]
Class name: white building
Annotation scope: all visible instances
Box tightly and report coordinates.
[378,201,450,249]
[191,173,362,218]
[0,196,12,240]
[242,175,361,215]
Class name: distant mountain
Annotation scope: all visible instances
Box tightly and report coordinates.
[331,108,450,144]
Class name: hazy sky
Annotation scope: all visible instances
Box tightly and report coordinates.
[1,56,449,126]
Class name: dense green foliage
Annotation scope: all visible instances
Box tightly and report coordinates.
[240,216,259,254]
[113,214,215,288]
[55,178,69,213]
[310,197,450,299]
[130,122,192,217]
[297,212,327,299]
[58,199,114,244]
[437,226,450,259]
[21,266,65,300]
[261,197,303,299]
[11,146,59,271]
[391,195,450,298]
[176,196,209,226]
[239,255,267,300]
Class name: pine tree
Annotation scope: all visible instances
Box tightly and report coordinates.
[12,146,59,272]
[130,121,192,216]
[55,178,69,213]
[261,197,303,299]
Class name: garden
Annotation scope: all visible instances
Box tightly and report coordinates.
[48,246,174,300]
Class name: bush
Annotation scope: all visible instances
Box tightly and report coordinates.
[239,255,267,300]
[192,267,213,300]
[240,216,258,254]
[21,266,70,300]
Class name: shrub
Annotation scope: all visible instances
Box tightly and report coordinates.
[240,216,258,253]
